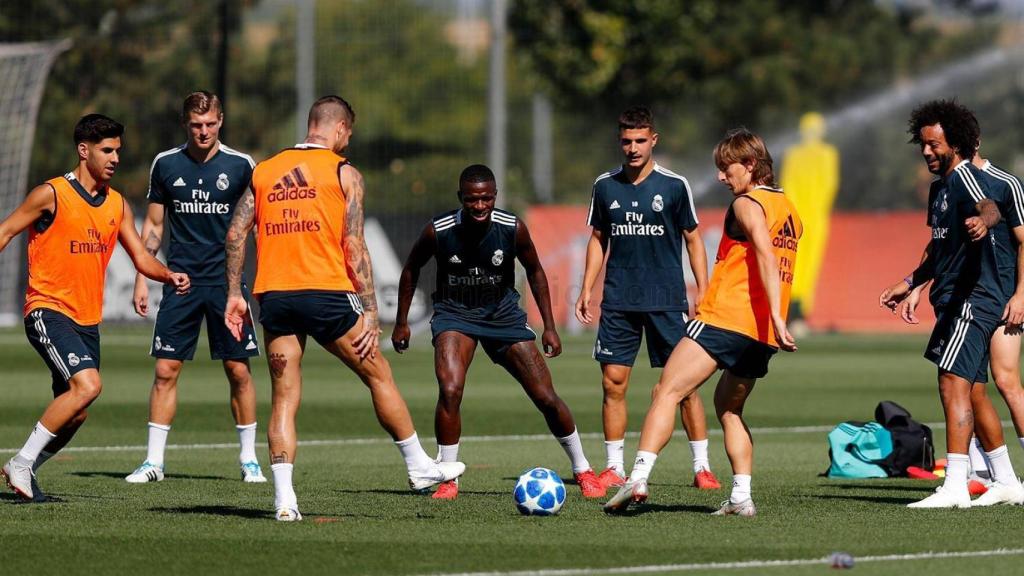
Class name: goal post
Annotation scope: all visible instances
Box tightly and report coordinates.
[0,39,71,326]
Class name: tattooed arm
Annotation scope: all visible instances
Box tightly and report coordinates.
[224,187,256,341]
[339,163,380,359]
[132,203,166,317]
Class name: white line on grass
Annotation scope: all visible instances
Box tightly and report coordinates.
[425,548,1024,576]
[0,420,963,454]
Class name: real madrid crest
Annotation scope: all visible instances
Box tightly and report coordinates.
[216,172,230,191]
[652,194,664,212]
[940,193,947,213]
[492,249,504,266]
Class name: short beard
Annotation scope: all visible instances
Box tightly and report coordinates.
[932,151,955,175]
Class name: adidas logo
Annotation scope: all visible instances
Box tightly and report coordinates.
[773,215,800,250]
[269,166,316,202]
[173,177,186,187]
[778,215,799,239]
[609,200,621,210]
[449,255,462,264]
[245,340,257,350]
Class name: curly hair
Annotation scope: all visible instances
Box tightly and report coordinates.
[907,99,980,160]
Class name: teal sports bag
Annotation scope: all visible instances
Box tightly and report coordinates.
[826,421,894,479]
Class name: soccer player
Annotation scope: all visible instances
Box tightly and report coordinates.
[879,99,1024,508]
[575,106,718,490]
[125,91,266,484]
[390,164,605,500]
[224,95,463,521]
[605,128,800,516]
[895,147,1024,496]
[0,114,190,501]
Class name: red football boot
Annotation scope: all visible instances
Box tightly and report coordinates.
[432,480,459,500]
[693,468,722,490]
[574,469,607,498]
[597,467,626,489]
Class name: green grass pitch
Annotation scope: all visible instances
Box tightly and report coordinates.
[0,326,1022,575]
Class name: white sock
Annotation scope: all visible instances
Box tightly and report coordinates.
[271,463,297,510]
[395,432,435,473]
[556,429,591,474]
[14,422,56,466]
[145,422,171,467]
[730,474,752,504]
[32,450,55,473]
[236,422,258,464]
[436,443,460,463]
[605,439,625,474]
[628,450,658,483]
[984,445,1019,486]
[967,435,991,478]
[942,453,970,493]
[689,438,710,473]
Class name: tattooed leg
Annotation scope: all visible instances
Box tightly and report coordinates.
[939,372,975,454]
[266,332,305,465]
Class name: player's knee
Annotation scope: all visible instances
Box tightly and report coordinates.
[991,368,1021,393]
[437,380,465,406]
[70,375,102,402]
[602,374,628,398]
[225,362,252,389]
[153,361,182,389]
[531,390,561,413]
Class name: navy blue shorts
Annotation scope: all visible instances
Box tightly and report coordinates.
[24,308,101,396]
[259,290,363,345]
[431,310,536,363]
[684,320,777,379]
[594,309,689,368]
[925,302,1000,383]
[152,284,260,361]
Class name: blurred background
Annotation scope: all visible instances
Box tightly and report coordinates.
[1,0,1023,334]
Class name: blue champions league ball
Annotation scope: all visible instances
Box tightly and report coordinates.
[513,467,566,516]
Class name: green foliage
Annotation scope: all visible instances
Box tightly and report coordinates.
[510,0,992,127]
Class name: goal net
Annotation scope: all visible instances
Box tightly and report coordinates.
[0,40,70,326]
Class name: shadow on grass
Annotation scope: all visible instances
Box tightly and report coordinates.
[333,488,431,497]
[149,505,274,520]
[822,482,937,493]
[0,492,64,504]
[71,471,225,481]
[603,502,717,517]
[151,505,376,521]
[809,493,918,505]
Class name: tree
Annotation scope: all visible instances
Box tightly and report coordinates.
[509,1,993,129]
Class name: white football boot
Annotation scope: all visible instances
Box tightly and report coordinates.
[125,461,165,483]
[275,507,302,522]
[971,480,1024,506]
[2,458,34,501]
[907,485,971,508]
[408,461,466,493]
[712,498,757,517]
[603,478,648,513]
[240,461,268,483]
